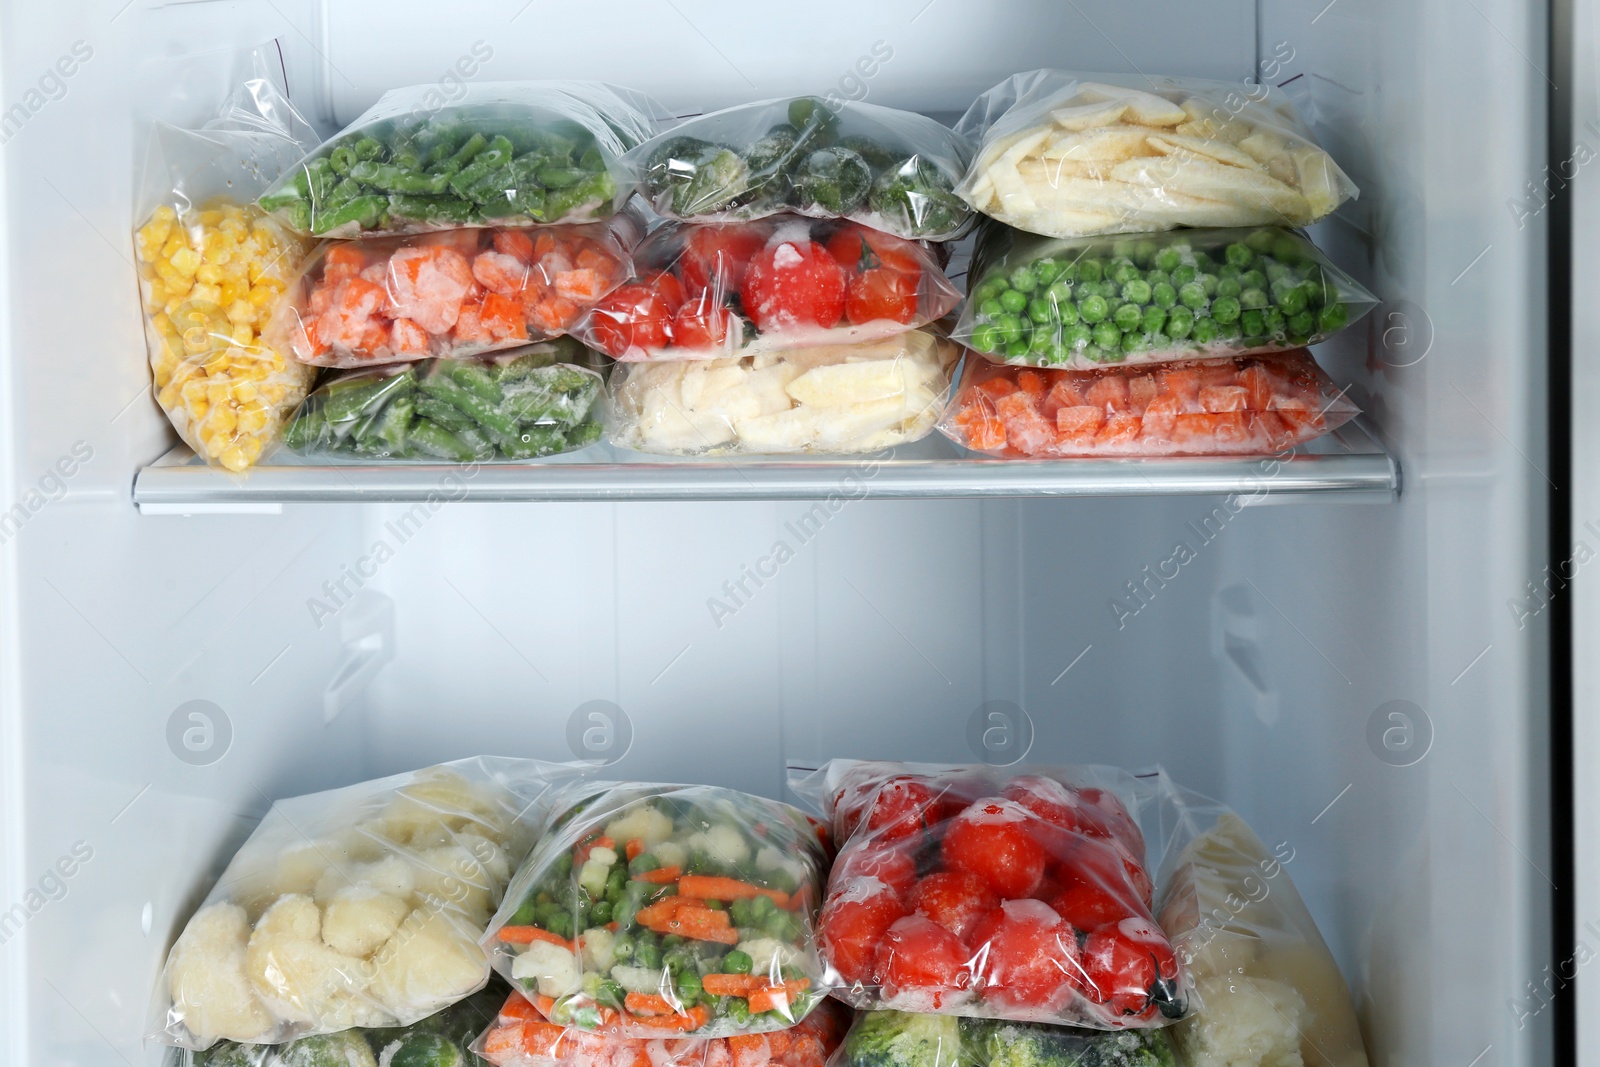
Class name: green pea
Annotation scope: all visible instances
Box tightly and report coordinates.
[1044,342,1074,366]
[1062,323,1092,350]
[1192,316,1220,345]
[1142,306,1167,334]
[1245,228,1278,253]
[979,297,1004,319]
[1318,302,1350,332]
[1004,338,1030,360]
[1178,282,1208,309]
[1218,318,1243,340]
[1240,287,1269,310]
[1199,273,1219,297]
[1155,247,1182,272]
[1240,309,1265,337]
[1225,243,1254,268]
[972,278,1006,304]
[1276,284,1308,316]
[1300,279,1330,307]
[998,289,1028,314]
[1211,296,1242,325]
[1028,297,1057,324]
[1216,277,1242,300]
[1079,294,1110,323]
[1172,264,1198,286]
[1240,269,1268,292]
[1111,239,1137,260]
[1272,234,1304,263]
[1193,252,1217,273]
[1032,257,1062,285]
[1092,322,1121,349]
[1009,265,1039,293]
[970,323,1002,353]
[1113,302,1142,331]
[1057,300,1080,326]
[1082,344,1108,363]
[1146,269,1171,290]
[723,950,753,974]
[1055,260,1078,284]
[1152,281,1177,309]
[1121,279,1152,305]
[1265,262,1293,285]
[1166,305,1196,339]
[1134,239,1159,266]
[1111,260,1141,286]
[1077,257,1103,283]
[1029,327,1054,354]
[1219,263,1243,282]
[1122,331,1150,354]
[1149,331,1172,350]
[1261,307,1286,336]
[995,313,1024,344]
[1046,279,1074,303]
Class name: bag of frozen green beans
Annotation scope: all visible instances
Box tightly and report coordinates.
[955,223,1376,370]
[281,340,608,463]
[260,82,665,237]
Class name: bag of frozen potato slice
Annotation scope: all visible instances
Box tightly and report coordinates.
[954,70,1357,238]
[154,758,573,1050]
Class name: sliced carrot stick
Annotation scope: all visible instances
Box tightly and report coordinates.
[678,875,790,908]
[521,1020,569,1057]
[702,973,758,997]
[625,838,645,861]
[623,992,679,1017]
[633,865,682,884]
[634,900,679,929]
[498,926,574,949]
[535,994,557,1016]
[499,992,542,1023]
[746,979,810,1015]
[627,1004,711,1032]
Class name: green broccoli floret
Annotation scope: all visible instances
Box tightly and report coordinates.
[787,98,841,147]
[838,134,901,171]
[745,129,800,177]
[959,1018,1176,1067]
[841,1010,967,1067]
[374,1032,466,1067]
[867,156,968,237]
[277,1031,379,1067]
[671,145,750,215]
[642,136,714,199]
[791,147,872,215]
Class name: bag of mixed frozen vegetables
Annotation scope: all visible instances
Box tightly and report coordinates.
[629,97,975,240]
[259,82,663,236]
[939,350,1358,459]
[282,340,608,463]
[1157,797,1369,1067]
[134,49,317,472]
[575,219,960,362]
[792,761,1193,1030]
[173,982,506,1067]
[954,71,1357,238]
[154,757,575,1050]
[610,329,957,455]
[956,224,1375,369]
[482,782,831,1039]
[269,209,642,368]
[473,989,848,1067]
[828,1008,1177,1067]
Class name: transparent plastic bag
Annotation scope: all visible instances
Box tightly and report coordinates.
[954,71,1358,238]
[482,782,832,1038]
[939,350,1358,459]
[281,341,609,463]
[133,47,317,472]
[258,82,664,236]
[153,757,579,1050]
[473,988,848,1067]
[269,208,642,368]
[575,218,960,362]
[826,1007,1179,1067]
[790,761,1192,1030]
[610,329,958,456]
[956,224,1375,369]
[629,97,976,240]
[168,981,506,1067]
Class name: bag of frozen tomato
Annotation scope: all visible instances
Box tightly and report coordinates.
[473,988,849,1067]
[269,209,642,368]
[956,223,1375,369]
[791,761,1194,1030]
[629,96,975,240]
[940,350,1357,458]
[482,782,831,1039]
[574,217,961,362]
[259,81,664,237]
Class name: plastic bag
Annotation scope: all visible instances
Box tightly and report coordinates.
[827,1007,1178,1067]
[790,761,1190,1030]
[171,981,506,1066]
[956,224,1375,369]
[474,989,848,1067]
[482,782,832,1038]
[281,341,608,463]
[133,48,317,472]
[574,219,961,362]
[629,97,976,240]
[610,329,957,455]
[954,71,1357,238]
[154,757,578,1050]
[269,209,642,368]
[258,82,663,236]
[939,350,1358,458]
[1157,802,1369,1067]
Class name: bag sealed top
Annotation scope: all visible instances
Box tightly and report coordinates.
[954,71,1357,238]
[154,758,572,1049]
[575,218,960,362]
[956,224,1375,370]
[483,782,831,1039]
[793,761,1189,1030]
[631,97,976,241]
[259,82,663,236]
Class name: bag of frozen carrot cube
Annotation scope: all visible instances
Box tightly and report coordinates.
[482,782,831,1039]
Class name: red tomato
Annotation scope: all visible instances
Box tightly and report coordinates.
[669,290,734,351]
[820,883,906,985]
[1077,787,1146,857]
[967,899,1080,1013]
[909,870,997,942]
[1049,882,1129,930]
[740,239,847,332]
[863,777,941,844]
[586,283,672,356]
[1002,775,1081,829]
[844,268,918,325]
[874,915,972,1009]
[833,844,917,899]
[643,270,686,312]
[679,225,766,295]
[942,798,1046,899]
[825,223,924,277]
[1079,917,1184,1020]
[1058,838,1152,913]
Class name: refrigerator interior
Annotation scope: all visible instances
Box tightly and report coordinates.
[0,0,1554,1064]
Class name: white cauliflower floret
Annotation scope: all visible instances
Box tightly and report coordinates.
[581,927,617,973]
[510,939,582,998]
[686,824,749,866]
[458,833,511,888]
[754,846,809,885]
[651,842,687,869]
[167,902,275,1044]
[611,964,669,994]
[735,938,801,978]
[245,894,369,1027]
[313,856,416,907]
[368,904,488,1020]
[413,845,495,920]
[604,805,675,848]
[321,888,409,957]
[1176,973,1307,1067]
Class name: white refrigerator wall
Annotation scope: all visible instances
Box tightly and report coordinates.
[0,2,1553,1067]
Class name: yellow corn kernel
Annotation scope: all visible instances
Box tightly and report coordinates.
[161,233,187,259]
[206,381,229,405]
[237,407,267,435]
[208,405,238,434]
[231,323,254,346]
[195,263,223,285]
[189,284,222,307]
[198,209,224,226]
[261,381,287,404]
[158,382,181,408]
[148,281,171,307]
[169,247,202,277]
[230,380,260,402]
[247,284,278,309]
